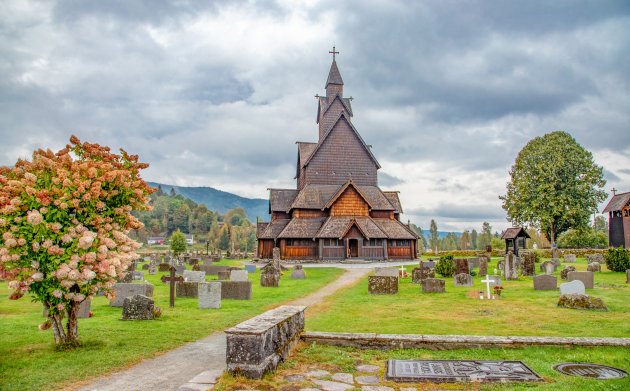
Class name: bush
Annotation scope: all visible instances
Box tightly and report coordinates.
[435,254,455,277]
[557,228,608,249]
[605,247,630,272]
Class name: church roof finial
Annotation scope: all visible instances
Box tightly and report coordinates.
[326,45,344,87]
[329,45,339,61]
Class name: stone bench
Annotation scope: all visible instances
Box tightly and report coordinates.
[225,305,306,379]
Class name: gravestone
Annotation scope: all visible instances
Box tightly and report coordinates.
[375,267,399,277]
[627,270,630,284]
[504,251,518,280]
[568,271,594,289]
[554,363,625,379]
[158,263,171,272]
[230,270,249,281]
[195,265,231,275]
[110,283,154,307]
[560,265,576,280]
[496,260,505,275]
[148,264,156,275]
[551,258,562,267]
[76,299,91,318]
[198,282,221,309]
[183,270,206,283]
[540,260,556,274]
[453,273,473,287]
[533,274,557,290]
[118,271,133,283]
[218,270,231,280]
[587,262,601,272]
[586,253,604,264]
[261,250,281,287]
[453,259,469,275]
[422,261,436,269]
[221,281,252,300]
[368,276,398,294]
[422,278,445,293]
[132,271,144,281]
[564,254,577,263]
[176,281,198,298]
[558,294,608,311]
[141,264,149,270]
[174,265,186,275]
[161,266,184,308]
[560,280,586,295]
[411,266,434,284]
[245,265,257,273]
[291,265,306,279]
[520,251,536,276]
[122,294,154,320]
[489,275,501,285]
[478,256,488,276]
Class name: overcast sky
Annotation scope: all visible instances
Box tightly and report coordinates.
[1,0,629,232]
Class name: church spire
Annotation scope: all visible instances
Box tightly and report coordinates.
[325,46,344,97]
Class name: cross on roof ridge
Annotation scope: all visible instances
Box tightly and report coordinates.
[329,45,339,61]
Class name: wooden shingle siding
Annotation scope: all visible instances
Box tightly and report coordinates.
[319,98,347,139]
[370,210,394,219]
[272,211,290,220]
[331,187,369,216]
[293,209,326,218]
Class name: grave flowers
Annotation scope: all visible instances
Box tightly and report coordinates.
[493,285,504,296]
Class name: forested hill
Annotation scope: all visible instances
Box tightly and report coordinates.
[147,182,268,222]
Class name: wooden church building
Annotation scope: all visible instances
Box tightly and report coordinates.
[257,49,418,260]
[603,190,630,248]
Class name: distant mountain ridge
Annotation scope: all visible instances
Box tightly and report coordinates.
[148,182,268,222]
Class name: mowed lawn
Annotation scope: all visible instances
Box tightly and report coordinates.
[0,262,343,391]
[307,258,630,337]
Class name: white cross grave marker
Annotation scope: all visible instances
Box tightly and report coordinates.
[481,275,493,299]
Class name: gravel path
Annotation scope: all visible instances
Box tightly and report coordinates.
[75,266,373,391]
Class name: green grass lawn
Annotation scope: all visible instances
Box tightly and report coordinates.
[307,258,630,337]
[0,262,343,391]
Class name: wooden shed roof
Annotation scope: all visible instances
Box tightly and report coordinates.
[372,218,418,240]
[382,191,402,213]
[269,189,298,213]
[277,217,326,239]
[603,192,630,213]
[257,219,290,239]
[500,227,531,240]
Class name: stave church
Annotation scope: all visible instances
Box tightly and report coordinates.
[256,48,418,261]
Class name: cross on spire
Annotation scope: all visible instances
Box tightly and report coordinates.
[329,45,339,61]
[612,187,618,195]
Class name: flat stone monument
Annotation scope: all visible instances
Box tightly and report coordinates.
[533,274,557,291]
[221,281,252,300]
[368,276,398,294]
[554,363,626,379]
[198,281,221,309]
[385,359,543,383]
[375,267,399,277]
[454,273,473,287]
[411,266,433,284]
[158,263,170,272]
[587,262,601,272]
[568,271,594,289]
[230,270,249,282]
[121,294,154,321]
[560,280,586,295]
[564,254,577,263]
[176,281,198,298]
[520,251,536,276]
[560,265,576,280]
[183,270,206,283]
[290,265,306,279]
[422,278,445,293]
[110,283,154,307]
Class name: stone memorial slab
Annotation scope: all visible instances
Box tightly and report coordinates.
[245,265,257,273]
[195,265,231,275]
[174,265,186,275]
[183,270,206,282]
[411,267,434,284]
[558,294,608,311]
[148,264,156,275]
[176,281,199,298]
[567,271,594,289]
[453,259,469,275]
[422,261,436,269]
[564,254,577,263]
[230,270,249,281]
[375,267,399,277]
[504,252,518,280]
[132,271,144,281]
[488,275,501,286]
[627,269,630,284]
[478,257,488,276]
[454,273,473,287]
[261,260,281,287]
[158,263,171,272]
[560,280,586,295]
[520,251,536,276]
[560,266,576,280]
[586,253,604,264]
[533,274,557,290]
[198,281,221,309]
[553,363,626,379]
[110,283,154,307]
[385,359,543,383]
[587,262,601,272]
[368,276,398,294]
[141,264,149,270]
[540,261,556,275]
[76,299,91,318]
[291,265,306,279]
[121,294,154,320]
[221,281,252,300]
[422,278,445,293]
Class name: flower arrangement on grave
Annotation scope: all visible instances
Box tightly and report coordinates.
[493,285,504,296]
[399,270,409,278]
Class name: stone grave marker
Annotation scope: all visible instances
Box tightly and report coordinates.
[161,266,184,307]
[245,265,257,273]
[141,264,149,270]
[560,280,586,295]
[587,262,601,272]
[627,269,630,284]
[217,270,231,280]
[195,265,231,275]
[478,256,488,276]
[520,251,536,276]
[558,294,608,311]
[560,265,576,280]
[176,281,198,298]
[586,253,604,264]
[158,263,170,272]
[261,251,281,287]
[174,265,186,275]
[368,276,398,294]
[198,282,221,309]
[422,261,436,269]
[374,267,399,277]
[422,278,445,293]
[504,251,518,280]
[553,363,627,379]
[496,260,505,275]
[488,275,501,286]
[564,254,577,263]
[110,283,154,307]
[183,270,206,283]
[533,274,557,290]
[148,264,156,275]
[453,259,469,275]
[230,270,249,282]
[411,266,434,284]
[540,260,556,274]
[568,271,594,289]
[132,271,144,281]
[122,295,154,321]
[221,281,252,300]
[454,273,473,287]
[118,271,133,283]
[551,258,562,267]
[291,265,306,279]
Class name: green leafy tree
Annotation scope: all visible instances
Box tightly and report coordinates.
[170,230,187,257]
[471,229,478,250]
[218,224,231,251]
[435,254,455,277]
[478,221,493,250]
[594,215,608,233]
[557,228,607,248]
[429,219,439,253]
[460,230,471,250]
[500,131,607,244]
[605,247,630,272]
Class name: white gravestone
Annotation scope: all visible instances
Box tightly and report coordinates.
[559,280,586,295]
[230,270,249,282]
[198,282,221,309]
[183,270,206,283]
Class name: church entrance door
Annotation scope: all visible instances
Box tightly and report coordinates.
[348,239,359,258]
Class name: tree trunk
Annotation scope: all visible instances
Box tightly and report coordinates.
[65,301,80,347]
[45,302,67,345]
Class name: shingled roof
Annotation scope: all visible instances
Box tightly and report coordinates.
[317,95,354,124]
[372,218,418,240]
[277,217,326,239]
[289,182,397,212]
[603,192,630,213]
[257,219,290,239]
[326,60,344,87]
[382,191,402,213]
[297,142,317,168]
[269,189,298,213]
[316,217,388,239]
[501,227,530,240]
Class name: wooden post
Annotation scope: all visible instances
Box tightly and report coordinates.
[161,266,184,308]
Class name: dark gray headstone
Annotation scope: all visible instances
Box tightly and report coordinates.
[533,274,557,291]
[478,256,488,276]
[568,271,594,289]
[158,263,170,272]
[553,363,625,379]
[148,264,156,275]
[412,266,434,284]
[368,276,398,294]
[218,270,231,280]
[110,283,154,307]
[386,359,542,382]
[563,254,577,263]
[453,273,473,287]
[76,299,91,318]
[221,281,252,300]
[422,278,445,293]
[176,281,199,298]
[520,251,536,276]
[290,266,306,279]
[122,295,154,320]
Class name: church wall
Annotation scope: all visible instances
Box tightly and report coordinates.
[370,210,394,219]
[293,209,326,218]
[331,187,369,216]
[306,119,378,187]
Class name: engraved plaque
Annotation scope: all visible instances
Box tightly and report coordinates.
[553,363,627,379]
[386,359,543,383]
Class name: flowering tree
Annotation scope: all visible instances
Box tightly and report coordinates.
[0,136,153,347]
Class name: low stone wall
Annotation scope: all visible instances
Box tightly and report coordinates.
[225,305,306,379]
[301,331,630,350]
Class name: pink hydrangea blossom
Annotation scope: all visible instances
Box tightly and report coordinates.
[26,210,43,225]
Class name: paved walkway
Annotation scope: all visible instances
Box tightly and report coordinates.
[76,266,373,391]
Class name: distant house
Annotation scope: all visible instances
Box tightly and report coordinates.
[603,191,630,248]
[147,236,165,245]
[185,234,194,245]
